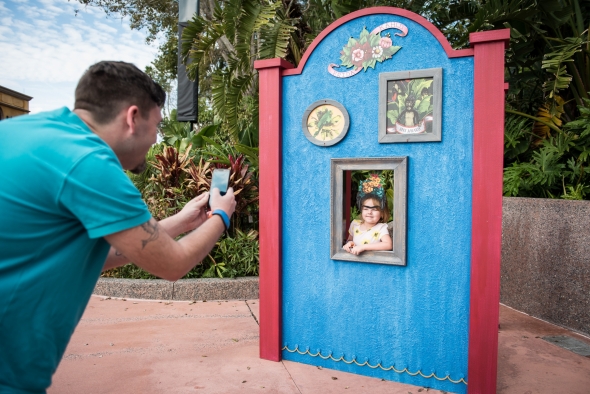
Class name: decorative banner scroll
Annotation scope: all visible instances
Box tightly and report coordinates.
[328,22,408,78]
[388,115,433,134]
[370,22,408,37]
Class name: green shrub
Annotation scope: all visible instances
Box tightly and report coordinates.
[205,229,260,278]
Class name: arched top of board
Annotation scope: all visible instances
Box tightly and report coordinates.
[282,6,474,77]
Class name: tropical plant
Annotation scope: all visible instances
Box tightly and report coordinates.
[185,157,213,197]
[503,97,590,199]
[101,262,159,279]
[180,0,312,145]
[208,229,260,278]
[476,0,590,199]
[160,114,220,151]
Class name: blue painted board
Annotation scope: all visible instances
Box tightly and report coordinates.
[281,13,473,393]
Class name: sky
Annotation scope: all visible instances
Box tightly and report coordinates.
[0,0,160,113]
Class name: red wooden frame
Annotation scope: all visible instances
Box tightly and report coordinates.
[256,8,509,394]
[468,29,511,394]
[254,58,293,361]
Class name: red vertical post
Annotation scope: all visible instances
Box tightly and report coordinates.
[254,58,293,361]
[467,29,510,393]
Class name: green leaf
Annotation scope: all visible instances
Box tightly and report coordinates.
[259,19,297,60]
[415,98,432,117]
[387,109,399,124]
[191,124,220,148]
[201,135,224,150]
[542,37,583,99]
[359,28,369,40]
[369,33,381,47]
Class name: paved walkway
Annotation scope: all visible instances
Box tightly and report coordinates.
[48,297,590,394]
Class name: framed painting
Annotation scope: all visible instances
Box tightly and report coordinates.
[378,68,442,143]
[302,99,350,146]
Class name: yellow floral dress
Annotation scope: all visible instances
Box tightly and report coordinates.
[348,220,389,246]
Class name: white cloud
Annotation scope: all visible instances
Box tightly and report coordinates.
[93,21,118,35]
[0,1,11,13]
[1,16,13,26]
[17,5,43,19]
[0,0,159,113]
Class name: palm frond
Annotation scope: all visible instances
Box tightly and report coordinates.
[211,71,229,120]
[259,19,297,59]
[225,74,255,138]
[542,36,583,100]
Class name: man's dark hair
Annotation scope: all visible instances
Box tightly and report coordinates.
[74,61,166,125]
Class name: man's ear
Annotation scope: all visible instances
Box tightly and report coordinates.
[124,105,141,136]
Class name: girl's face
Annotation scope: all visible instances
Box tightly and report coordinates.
[361,198,382,225]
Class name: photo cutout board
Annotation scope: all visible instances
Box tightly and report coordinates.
[255,7,509,394]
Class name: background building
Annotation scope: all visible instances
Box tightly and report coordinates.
[0,85,32,120]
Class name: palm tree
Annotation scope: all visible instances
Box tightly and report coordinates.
[181,0,312,146]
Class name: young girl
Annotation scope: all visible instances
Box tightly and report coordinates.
[343,193,393,255]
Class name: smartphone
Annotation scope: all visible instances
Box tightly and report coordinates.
[209,168,230,206]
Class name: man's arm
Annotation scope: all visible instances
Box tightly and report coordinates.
[103,188,235,281]
[102,193,210,271]
[102,214,189,271]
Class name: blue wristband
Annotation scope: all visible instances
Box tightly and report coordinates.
[212,209,230,230]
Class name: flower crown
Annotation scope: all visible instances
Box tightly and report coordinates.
[356,173,386,209]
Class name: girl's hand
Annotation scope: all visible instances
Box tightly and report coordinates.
[349,244,365,255]
[343,241,355,253]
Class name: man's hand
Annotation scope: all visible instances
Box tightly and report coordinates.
[102,189,236,276]
[176,192,209,233]
[209,187,236,217]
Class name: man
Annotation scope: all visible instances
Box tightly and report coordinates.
[0,61,236,393]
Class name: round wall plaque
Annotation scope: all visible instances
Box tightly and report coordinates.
[302,99,350,146]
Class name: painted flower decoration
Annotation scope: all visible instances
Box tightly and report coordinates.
[380,36,392,48]
[338,27,401,72]
[372,45,384,58]
[350,42,371,67]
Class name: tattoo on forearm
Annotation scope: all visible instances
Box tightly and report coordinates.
[140,220,160,249]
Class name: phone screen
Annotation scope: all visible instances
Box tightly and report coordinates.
[210,168,230,196]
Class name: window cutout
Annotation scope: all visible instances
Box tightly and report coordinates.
[331,157,407,266]
[378,68,442,143]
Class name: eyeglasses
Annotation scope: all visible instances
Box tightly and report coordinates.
[362,205,380,212]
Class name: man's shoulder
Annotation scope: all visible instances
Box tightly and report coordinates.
[2,107,102,143]
[2,107,112,170]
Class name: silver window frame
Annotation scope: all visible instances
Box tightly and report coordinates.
[330,157,408,266]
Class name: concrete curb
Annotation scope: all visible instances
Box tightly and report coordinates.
[93,277,259,301]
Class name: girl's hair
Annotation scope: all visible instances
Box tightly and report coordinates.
[359,194,390,223]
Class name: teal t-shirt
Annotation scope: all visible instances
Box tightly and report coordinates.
[0,108,152,393]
